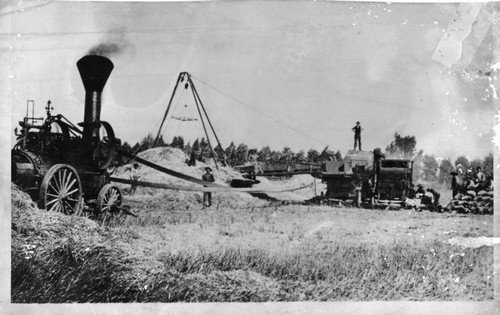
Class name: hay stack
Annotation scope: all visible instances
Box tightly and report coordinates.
[115,147,322,203]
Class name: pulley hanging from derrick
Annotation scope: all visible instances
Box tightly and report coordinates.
[153,72,226,170]
[171,79,197,122]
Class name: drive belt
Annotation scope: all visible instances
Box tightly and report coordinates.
[110,177,313,193]
[117,149,225,187]
[116,148,313,193]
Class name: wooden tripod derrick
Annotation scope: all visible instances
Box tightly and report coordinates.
[153,72,225,170]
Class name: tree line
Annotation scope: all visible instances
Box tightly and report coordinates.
[122,132,493,186]
[121,134,343,166]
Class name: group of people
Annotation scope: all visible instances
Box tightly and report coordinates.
[408,166,491,212]
[409,183,441,211]
[451,166,490,199]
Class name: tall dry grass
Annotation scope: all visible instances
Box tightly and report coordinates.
[146,241,492,301]
[11,184,494,302]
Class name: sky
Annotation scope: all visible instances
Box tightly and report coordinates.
[1,1,499,161]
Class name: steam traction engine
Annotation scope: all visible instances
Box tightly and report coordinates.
[12,55,123,220]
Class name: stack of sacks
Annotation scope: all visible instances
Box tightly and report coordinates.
[446,189,494,215]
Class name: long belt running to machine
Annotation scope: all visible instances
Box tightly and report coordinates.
[114,149,312,193]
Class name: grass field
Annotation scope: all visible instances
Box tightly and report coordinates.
[11,185,494,302]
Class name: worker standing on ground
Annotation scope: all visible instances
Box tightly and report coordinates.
[352,121,363,151]
[202,167,215,207]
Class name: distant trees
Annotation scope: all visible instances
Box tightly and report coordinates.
[307,149,320,163]
[385,132,417,159]
[438,159,453,185]
[412,150,424,182]
[224,142,236,164]
[214,144,225,162]
[483,153,493,178]
[294,150,306,163]
[258,146,272,163]
[129,133,347,166]
[171,136,184,149]
[421,155,438,182]
[454,156,470,171]
[129,133,493,186]
[281,147,293,163]
[121,141,132,152]
[319,146,335,161]
[132,133,157,153]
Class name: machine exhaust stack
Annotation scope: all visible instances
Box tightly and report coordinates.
[76,55,114,140]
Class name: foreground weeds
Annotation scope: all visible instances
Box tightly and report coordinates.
[146,241,493,301]
[11,185,494,302]
[12,239,493,302]
[11,242,144,303]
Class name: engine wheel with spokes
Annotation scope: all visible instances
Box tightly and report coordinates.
[97,184,123,223]
[39,164,83,215]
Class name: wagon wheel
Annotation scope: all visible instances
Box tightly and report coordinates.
[39,164,83,215]
[97,184,123,223]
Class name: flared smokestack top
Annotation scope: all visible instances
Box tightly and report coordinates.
[77,55,114,141]
[77,55,114,92]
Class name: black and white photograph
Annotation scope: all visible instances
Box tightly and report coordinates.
[1,0,499,313]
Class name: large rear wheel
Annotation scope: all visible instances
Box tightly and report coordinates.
[39,164,83,215]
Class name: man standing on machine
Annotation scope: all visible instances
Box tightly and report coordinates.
[352,121,363,151]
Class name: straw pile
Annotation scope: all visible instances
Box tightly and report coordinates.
[114,147,322,204]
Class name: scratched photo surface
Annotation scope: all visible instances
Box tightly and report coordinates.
[3,0,499,309]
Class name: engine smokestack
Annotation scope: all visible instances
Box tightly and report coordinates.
[76,55,114,141]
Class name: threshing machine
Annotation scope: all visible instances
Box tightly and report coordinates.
[315,149,413,208]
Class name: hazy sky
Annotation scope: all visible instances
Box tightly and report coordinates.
[2,1,498,160]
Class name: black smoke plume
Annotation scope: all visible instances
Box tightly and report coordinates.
[87,26,134,57]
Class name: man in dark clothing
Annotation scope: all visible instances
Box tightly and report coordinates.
[415,184,425,195]
[426,188,441,212]
[352,121,362,150]
[202,167,215,207]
